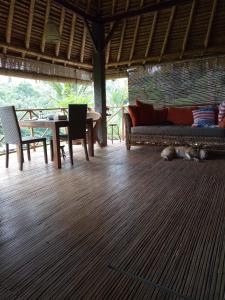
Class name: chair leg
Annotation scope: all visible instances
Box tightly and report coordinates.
[111,125,114,144]
[68,140,73,165]
[19,145,23,171]
[27,143,31,161]
[43,140,48,164]
[117,125,121,142]
[5,143,9,168]
[82,139,89,161]
[50,139,54,161]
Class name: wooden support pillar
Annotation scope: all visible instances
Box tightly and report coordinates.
[93,22,107,146]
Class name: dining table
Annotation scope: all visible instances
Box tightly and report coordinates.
[19,118,94,169]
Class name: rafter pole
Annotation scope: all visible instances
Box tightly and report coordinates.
[41,0,50,53]
[159,5,176,61]
[129,0,144,64]
[180,0,196,59]
[80,0,91,63]
[6,0,15,44]
[106,0,116,65]
[55,7,65,56]
[104,21,119,49]
[102,0,192,23]
[25,0,35,49]
[117,0,129,63]
[67,14,76,60]
[144,0,160,64]
[83,18,97,52]
[204,0,217,49]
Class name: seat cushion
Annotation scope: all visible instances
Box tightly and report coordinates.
[131,125,225,137]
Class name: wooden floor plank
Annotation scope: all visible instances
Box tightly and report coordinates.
[0,144,225,299]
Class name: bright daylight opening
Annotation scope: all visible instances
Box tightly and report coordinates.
[0,76,128,153]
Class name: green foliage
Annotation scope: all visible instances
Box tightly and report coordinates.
[106,79,128,106]
[48,82,94,108]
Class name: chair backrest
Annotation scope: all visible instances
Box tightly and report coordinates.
[68,104,87,140]
[0,106,22,144]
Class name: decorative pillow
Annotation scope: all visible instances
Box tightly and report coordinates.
[219,117,225,128]
[154,108,168,124]
[167,106,197,125]
[128,105,140,126]
[192,108,215,127]
[136,100,155,125]
[218,101,225,122]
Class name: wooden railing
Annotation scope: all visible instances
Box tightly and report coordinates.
[0,106,127,154]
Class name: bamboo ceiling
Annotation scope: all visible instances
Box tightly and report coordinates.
[0,0,225,79]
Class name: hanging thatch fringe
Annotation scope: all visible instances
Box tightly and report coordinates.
[0,55,92,82]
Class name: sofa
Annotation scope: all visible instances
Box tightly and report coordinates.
[124,101,225,150]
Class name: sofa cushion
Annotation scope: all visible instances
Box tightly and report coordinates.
[218,101,225,122]
[167,106,196,125]
[136,100,155,125]
[192,107,215,127]
[154,108,168,124]
[131,125,225,137]
[128,105,140,126]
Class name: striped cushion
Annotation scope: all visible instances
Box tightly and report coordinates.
[218,101,225,122]
[192,108,215,127]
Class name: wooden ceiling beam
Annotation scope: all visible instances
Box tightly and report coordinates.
[107,46,225,67]
[80,0,91,63]
[67,14,76,60]
[25,0,35,49]
[159,5,176,61]
[41,0,50,53]
[6,0,16,44]
[129,0,144,63]
[144,0,160,64]
[104,21,119,48]
[0,42,92,70]
[204,0,218,49]
[117,0,129,63]
[55,7,65,56]
[106,0,116,65]
[102,0,192,23]
[54,0,98,23]
[180,0,196,59]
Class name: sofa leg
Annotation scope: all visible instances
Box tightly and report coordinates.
[126,141,131,150]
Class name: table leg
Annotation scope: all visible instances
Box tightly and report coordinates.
[52,124,61,169]
[87,119,94,157]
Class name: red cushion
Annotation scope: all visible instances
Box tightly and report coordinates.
[167,106,197,125]
[128,105,140,126]
[219,116,225,128]
[154,108,168,124]
[136,100,155,125]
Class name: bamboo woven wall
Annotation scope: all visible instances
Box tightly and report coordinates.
[128,56,225,107]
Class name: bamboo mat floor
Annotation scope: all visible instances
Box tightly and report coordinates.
[0,144,225,299]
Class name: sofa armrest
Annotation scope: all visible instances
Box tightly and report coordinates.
[123,113,132,150]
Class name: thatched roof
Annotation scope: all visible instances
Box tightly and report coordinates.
[0,0,224,80]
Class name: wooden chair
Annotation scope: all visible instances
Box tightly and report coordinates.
[0,106,48,171]
[50,104,89,165]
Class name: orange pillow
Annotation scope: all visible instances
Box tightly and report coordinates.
[167,106,197,125]
[136,100,155,125]
[128,105,140,126]
[219,117,225,128]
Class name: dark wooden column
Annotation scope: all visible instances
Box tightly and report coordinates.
[92,21,107,146]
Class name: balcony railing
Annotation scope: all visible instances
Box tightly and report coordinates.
[0,106,127,154]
